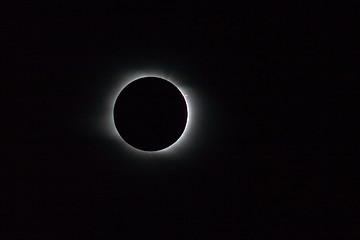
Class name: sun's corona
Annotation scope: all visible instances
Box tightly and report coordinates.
[99,69,198,158]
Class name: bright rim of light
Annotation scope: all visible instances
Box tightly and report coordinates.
[101,69,198,158]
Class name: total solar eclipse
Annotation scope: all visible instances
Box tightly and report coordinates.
[113,77,188,151]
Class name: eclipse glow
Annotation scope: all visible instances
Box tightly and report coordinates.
[100,68,199,158]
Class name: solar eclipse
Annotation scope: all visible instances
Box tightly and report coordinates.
[98,68,199,158]
[113,77,188,152]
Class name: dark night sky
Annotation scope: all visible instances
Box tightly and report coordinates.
[2,1,360,239]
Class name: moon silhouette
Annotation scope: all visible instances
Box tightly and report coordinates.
[113,77,188,151]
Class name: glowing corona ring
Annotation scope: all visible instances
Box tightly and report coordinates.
[100,69,198,158]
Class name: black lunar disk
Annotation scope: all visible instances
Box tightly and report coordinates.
[113,77,188,151]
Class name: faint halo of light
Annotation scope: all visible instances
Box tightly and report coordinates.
[102,69,198,158]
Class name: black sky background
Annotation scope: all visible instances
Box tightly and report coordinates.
[2,1,360,239]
